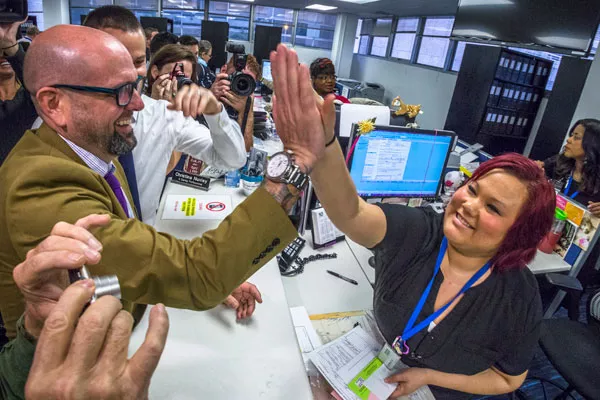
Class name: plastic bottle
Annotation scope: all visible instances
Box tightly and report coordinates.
[538,208,568,254]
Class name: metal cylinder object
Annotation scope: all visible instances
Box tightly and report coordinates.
[69,266,121,303]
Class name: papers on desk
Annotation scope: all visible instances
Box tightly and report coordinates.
[309,326,435,400]
[311,208,345,249]
[162,195,233,220]
[290,306,323,372]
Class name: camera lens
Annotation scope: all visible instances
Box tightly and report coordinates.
[176,76,194,88]
[230,73,256,97]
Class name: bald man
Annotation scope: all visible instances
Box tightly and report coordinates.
[0,25,315,339]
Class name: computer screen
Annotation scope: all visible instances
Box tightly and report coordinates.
[262,60,272,81]
[347,126,456,198]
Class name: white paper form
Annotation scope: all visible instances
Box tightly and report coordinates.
[362,139,411,182]
[161,195,233,220]
[309,327,382,400]
[310,327,436,400]
[290,306,323,371]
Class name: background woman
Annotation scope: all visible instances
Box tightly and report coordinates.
[536,118,600,215]
[309,58,350,104]
[536,118,600,319]
[270,45,556,399]
[146,44,198,173]
[197,39,215,89]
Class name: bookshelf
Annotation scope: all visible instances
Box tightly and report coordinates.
[445,45,552,155]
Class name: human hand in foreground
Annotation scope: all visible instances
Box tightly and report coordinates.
[14,214,110,338]
[26,282,169,399]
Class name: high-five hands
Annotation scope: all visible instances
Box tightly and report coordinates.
[269,44,336,174]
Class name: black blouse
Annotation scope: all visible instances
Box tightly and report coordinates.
[372,204,542,400]
[543,155,600,205]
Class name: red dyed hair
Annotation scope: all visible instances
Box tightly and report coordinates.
[467,153,555,271]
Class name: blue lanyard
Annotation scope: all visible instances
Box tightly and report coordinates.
[392,237,492,355]
[564,176,580,199]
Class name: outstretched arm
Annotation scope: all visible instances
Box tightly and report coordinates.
[270,44,387,248]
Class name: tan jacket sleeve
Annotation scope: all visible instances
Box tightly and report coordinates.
[5,159,297,312]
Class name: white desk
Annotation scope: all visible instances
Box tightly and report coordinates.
[346,238,375,285]
[527,250,572,274]
[281,233,374,315]
[128,180,312,399]
[347,231,571,284]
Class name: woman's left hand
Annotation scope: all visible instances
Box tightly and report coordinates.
[385,368,431,398]
[588,202,600,217]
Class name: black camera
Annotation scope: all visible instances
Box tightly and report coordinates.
[170,62,194,88]
[0,0,27,23]
[225,42,256,97]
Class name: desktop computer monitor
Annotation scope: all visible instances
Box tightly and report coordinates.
[262,60,272,82]
[347,125,456,198]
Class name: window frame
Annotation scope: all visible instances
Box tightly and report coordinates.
[415,16,455,69]
[390,17,420,62]
[252,5,294,43]
[69,0,159,25]
[207,1,252,41]
[68,1,339,50]
[294,10,337,50]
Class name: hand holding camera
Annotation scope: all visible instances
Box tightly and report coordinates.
[26,285,168,400]
[151,73,178,103]
[0,18,24,57]
[167,83,222,119]
[12,214,111,338]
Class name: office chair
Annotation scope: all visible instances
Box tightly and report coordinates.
[535,287,600,399]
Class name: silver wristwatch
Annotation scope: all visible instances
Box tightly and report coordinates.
[265,151,309,190]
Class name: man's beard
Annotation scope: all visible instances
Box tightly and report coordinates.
[108,129,138,155]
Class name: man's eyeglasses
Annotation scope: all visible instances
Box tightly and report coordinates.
[315,74,336,82]
[52,76,146,107]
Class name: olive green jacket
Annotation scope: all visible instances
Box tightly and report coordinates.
[0,123,297,339]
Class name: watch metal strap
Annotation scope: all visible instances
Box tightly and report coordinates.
[284,165,308,190]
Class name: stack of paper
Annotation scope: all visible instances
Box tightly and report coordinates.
[309,327,435,400]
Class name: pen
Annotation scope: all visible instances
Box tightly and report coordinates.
[326,270,358,285]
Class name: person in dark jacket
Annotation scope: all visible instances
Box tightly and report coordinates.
[0,21,38,166]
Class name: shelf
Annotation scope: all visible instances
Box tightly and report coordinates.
[485,105,538,115]
[493,77,547,90]
[479,132,529,140]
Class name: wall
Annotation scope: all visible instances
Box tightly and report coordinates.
[571,54,600,130]
[350,55,458,130]
[43,0,70,28]
[330,14,359,78]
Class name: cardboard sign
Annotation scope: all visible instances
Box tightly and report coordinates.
[162,195,233,220]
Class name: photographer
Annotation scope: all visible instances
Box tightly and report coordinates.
[211,48,261,152]
[146,43,198,173]
[83,6,246,226]
[0,215,168,399]
[0,19,38,166]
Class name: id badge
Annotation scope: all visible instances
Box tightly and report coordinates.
[378,342,403,371]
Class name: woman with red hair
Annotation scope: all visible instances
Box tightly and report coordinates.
[270,45,556,399]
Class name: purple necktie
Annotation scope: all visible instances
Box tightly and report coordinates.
[104,170,131,217]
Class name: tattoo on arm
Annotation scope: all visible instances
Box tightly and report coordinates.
[263,180,301,212]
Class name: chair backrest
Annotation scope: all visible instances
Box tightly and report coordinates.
[590,289,600,322]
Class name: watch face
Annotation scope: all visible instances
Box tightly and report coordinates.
[267,153,290,178]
